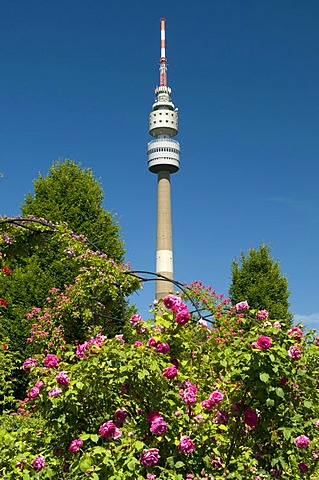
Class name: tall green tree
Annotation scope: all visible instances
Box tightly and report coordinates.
[229,245,292,324]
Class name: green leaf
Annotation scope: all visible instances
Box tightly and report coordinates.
[175,461,185,468]
[260,373,270,383]
[266,398,275,407]
[90,434,99,443]
[127,458,138,471]
[80,457,92,472]
[275,387,284,399]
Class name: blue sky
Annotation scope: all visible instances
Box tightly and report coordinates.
[0,1,319,327]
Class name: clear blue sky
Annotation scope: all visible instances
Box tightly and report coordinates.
[0,1,318,327]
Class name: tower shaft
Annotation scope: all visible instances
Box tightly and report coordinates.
[156,171,173,299]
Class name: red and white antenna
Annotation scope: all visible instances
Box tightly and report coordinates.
[159,18,167,86]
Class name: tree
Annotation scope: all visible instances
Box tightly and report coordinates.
[229,245,292,324]
[21,159,124,261]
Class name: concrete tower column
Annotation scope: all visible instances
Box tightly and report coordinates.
[156,170,173,299]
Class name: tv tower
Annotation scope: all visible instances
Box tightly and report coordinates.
[147,19,180,300]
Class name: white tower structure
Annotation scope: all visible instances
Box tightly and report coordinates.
[147,19,180,300]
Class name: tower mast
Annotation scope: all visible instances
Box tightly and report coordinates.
[147,19,180,300]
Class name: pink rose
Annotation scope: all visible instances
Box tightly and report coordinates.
[99,421,122,439]
[298,462,309,473]
[273,322,282,329]
[48,387,62,398]
[147,474,157,480]
[216,410,229,425]
[201,399,213,410]
[140,448,160,467]
[244,409,259,428]
[129,314,142,324]
[235,301,249,311]
[288,327,303,341]
[68,438,83,453]
[163,365,178,379]
[150,417,167,435]
[56,371,69,386]
[210,390,224,404]
[43,354,59,368]
[256,309,269,320]
[175,308,190,325]
[180,388,197,406]
[147,411,162,423]
[178,435,195,454]
[252,335,272,350]
[134,341,143,347]
[288,345,301,360]
[163,294,182,311]
[32,455,45,471]
[294,435,310,449]
[148,337,157,348]
[28,386,40,399]
[22,357,37,372]
[156,342,170,354]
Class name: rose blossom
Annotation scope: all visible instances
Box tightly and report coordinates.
[273,322,282,329]
[156,342,170,354]
[287,327,303,341]
[235,300,249,311]
[201,399,213,410]
[68,438,83,453]
[294,435,310,449]
[175,308,190,325]
[129,314,142,324]
[43,354,59,368]
[32,455,45,471]
[48,387,62,398]
[114,409,127,424]
[210,390,224,404]
[148,337,157,348]
[22,357,37,372]
[298,462,309,473]
[134,341,143,347]
[180,388,197,406]
[256,309,269,320]
[288,345,301,360]
[244,409,259,428]
[178,435,195,454]
[147,411,162,423]
[140,448,160,467]
[28,386,40,399]
[99,421,122,439]
[150,417,167,435]
[216,410,229,425]
[56,371,69,386]
[147,474,157,480]
[252,335,272,350]
[163,294,183,311]
[163,365,178,379]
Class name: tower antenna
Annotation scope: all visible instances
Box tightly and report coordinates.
[159,18,167,87]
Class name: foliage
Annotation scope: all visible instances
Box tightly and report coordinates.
[0,219,139,399]
[1,276,319,478]
[229,245,292,324]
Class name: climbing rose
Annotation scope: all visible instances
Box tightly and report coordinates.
[68,439,83,453]
[99,421,122,439]
[22,357,37,372]
[28,386,40,399]
[298,462,309,473]
[140,448,160,467]
[134,341,143,347]
[150,416,167,435]
[43,354,59,368]
[210,390,224,404]
[56,371,69,386]
[180,388,197,406]
[294,435,310,449]
[48,387,62,398]
[32,455,45,471]
[256,309,269,320]
[175,308,190,325]
[235,300,249,311]
[156,342,170,354]
[252,335,272,350]
[201,399,213,410]
[178,435,195,454]
[163,365,178,379]
[148,337,157,347]
[288,327,303,341]
[147,474,157,480]
[147,411,162,423]
[163,294,182,311]
[0,298,7,306]
[244,409,259,428]
[288,345,301,360]
[216,410,229,425]
[129,314,142,324]
[114,409,127,424]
